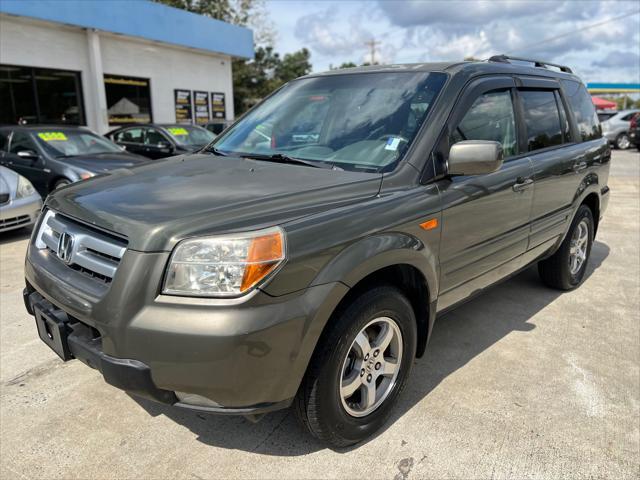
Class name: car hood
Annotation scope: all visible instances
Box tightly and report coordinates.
[46,154,382,251]
[59,152,148,173]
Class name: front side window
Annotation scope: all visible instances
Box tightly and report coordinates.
[144,128,168,145]
[520,90,563,151]
[450,90,517,157]
[561,80,601,142]
[34,130,122,157]
[9,132,38,154]
[212,72,447,172]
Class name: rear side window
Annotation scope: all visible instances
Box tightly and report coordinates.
[519,90,563,151]
[450,89,518,157]
[561,80,601,141]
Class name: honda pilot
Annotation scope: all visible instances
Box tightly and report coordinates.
[24,56,610,447]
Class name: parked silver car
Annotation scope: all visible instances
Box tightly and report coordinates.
[600,109,640,149]
[0,166,42,232]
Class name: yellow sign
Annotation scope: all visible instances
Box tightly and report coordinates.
[38,132,68,141]
[168,127,188,136]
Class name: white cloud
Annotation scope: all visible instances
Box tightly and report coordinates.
[272,0,640,81]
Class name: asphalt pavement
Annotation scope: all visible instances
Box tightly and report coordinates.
[1,150,638,479]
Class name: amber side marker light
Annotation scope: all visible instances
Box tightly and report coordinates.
[240,230,285,292]
[419,218,439,231]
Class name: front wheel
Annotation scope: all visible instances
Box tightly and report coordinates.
[294,285,417,447]
[538,204,594,290]
[53,178,71,190]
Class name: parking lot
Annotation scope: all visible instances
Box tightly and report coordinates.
[1,150,638,479]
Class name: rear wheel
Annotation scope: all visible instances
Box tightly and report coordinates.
[615,133,630,150]
[294,285,417,447]
[538,204,594,290]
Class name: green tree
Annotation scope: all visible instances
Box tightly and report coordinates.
[331,62,357,70]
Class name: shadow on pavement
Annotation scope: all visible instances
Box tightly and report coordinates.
[0,227,33,246]
[133,241,610,456]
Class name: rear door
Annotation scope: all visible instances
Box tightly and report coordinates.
[520,77,606,249]
[437,77,535,309]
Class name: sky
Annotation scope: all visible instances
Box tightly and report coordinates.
[263,0,640,83]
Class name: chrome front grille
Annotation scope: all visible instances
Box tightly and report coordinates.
[35,210,127,283]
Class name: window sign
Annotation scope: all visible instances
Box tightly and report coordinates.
[211,92,226,119]
[194,91,210,125]
[174,89,193,124]
[104,74,152,125]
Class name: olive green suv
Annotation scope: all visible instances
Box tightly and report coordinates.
[24,55,610,447]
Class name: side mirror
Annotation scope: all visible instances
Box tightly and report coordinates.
[17,150,39,160]
[157,141,173,152]
[448,140,504,176]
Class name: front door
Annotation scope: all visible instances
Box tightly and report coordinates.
[436,78,534,310]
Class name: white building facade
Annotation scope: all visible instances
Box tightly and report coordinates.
[0,1,253,134]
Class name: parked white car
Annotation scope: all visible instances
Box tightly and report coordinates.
[0,166,42,232]
[600,109,640,149]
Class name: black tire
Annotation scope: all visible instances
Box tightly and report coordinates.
[53,178,71,190]
[615,132,630,150]
[538,204,594,290]
[294,285,417,447]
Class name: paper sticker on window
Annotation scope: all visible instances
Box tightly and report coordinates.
[168,127,188,136]
[38,132,68,142]
[384,137,401,151]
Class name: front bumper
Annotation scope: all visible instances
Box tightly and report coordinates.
[24,245,347,414]
[0,193,42,232]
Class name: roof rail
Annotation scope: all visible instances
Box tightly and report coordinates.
[488,54,573,74]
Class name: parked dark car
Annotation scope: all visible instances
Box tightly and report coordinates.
[106,123,216,159]
[0,126,148,196]
[628,112,640,151]
[24,56,610,447]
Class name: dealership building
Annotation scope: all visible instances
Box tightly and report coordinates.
[0,0,253,133]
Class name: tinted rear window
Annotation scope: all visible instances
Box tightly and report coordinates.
[520,90,563,151]
[561,80,601,141]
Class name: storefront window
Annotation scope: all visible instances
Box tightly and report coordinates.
[104,74,152,125]
[0,64,84,125]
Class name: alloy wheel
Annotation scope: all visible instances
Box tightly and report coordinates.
[339,317,403,417]
[569,219,589,275]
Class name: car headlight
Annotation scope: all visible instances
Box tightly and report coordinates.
[16,175,36,198]
[163,227,286,297]
[80,171,95,180]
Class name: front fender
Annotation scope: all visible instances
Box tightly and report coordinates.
[310,232,439,303]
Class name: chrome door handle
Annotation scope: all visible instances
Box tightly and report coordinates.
[573,161,587,172]
[512,178,533,192]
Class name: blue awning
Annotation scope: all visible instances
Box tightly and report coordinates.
[0,0,254,59]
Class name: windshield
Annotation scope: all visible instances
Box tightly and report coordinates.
[34,130,123,157]
[211,72,447,172]
[166,126,216,146]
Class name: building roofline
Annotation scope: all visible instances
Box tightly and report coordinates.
[0,0,254,59]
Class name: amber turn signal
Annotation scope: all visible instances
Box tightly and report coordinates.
[419,218,439,231]
[241,230,285,291]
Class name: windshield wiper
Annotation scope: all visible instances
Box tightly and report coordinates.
[241,153,333,169]
[206,147,230,156]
